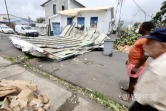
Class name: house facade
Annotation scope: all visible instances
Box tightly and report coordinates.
[41,0,85,20]
[41,0,85,35]
[41,0,114,36]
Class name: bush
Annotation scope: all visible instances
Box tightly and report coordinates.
[114,29,141,46]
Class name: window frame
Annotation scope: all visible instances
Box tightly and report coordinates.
[53,4,56,15]
[90,17,98,28]
[67,17,72,25]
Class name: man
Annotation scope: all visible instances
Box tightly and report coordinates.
[129,27,166,111]
[119,21,155,102]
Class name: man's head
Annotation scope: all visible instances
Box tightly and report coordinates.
[143,28,166,59]
[139,21,155,35]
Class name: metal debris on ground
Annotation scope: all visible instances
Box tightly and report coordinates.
[84,61,93,65]
[93,78,96,81]
[9,23,110,61]
[73,58,80,64]
[0,80,50,111]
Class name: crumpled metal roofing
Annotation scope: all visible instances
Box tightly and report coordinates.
[58,6,113,16]
[10,24,110,61]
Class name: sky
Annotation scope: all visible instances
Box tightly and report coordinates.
[0,0,164,25]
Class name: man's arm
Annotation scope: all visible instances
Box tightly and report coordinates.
[131,55,149,74]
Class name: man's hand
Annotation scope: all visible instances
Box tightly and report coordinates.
[131,67,138,74]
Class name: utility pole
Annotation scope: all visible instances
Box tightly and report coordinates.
[4,0,10,23]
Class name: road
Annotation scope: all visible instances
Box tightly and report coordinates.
[0,33,131,107]
[0,55,110,111]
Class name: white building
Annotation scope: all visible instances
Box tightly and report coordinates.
[41,0,114,36]
[41,0,85,19]
[0,14,18,22]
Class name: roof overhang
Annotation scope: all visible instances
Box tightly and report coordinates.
[41,0,52,7]
[58,6,113,16]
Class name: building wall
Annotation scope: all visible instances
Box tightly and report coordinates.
[44,0,68,24]
[44,0,70,18]
[72,10,111,34]
[50,9,112,34]
[104,9,112,34]
[68,0,84,9]
[44,0,56,19]
[50,14,62,31]
[0,14,17,21]
[44,0,84,19]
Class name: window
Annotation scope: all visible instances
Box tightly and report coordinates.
[53,4,56,14]
[24,27,31,30]
[21,27,24,30]
[3,17,7,20]
[62,6,65,11]
[90,17,98,28]
[77,17,85,30]
[67,18,72,25]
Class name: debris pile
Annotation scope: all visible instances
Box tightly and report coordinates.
[0,80,51,111]
[10,23,110,61]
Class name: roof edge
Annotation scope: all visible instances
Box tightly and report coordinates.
[41,0,51,7]
[73,0,86,7]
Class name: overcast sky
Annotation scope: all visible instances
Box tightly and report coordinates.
[0,0,164,25]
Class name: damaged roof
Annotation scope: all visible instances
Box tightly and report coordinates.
[10,23,110,61]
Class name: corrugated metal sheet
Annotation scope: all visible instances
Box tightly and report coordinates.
[58,6,113,16]
[10,24,110,61]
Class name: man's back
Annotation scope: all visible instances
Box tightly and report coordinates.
[134,52,166,110]
[128,38,147,66]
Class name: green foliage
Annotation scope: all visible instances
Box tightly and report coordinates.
[115,29,141,47]
[153,0,166,26]
[36,17,46,23]
[133,22,141,30]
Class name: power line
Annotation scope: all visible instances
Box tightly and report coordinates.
[117,0,124,34]
[130,8,140,25]
[133,0,146,21]
[133,0,152,21]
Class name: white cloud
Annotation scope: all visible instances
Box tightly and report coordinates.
[0,0,164,24]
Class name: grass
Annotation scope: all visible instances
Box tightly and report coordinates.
[5,56,128,111]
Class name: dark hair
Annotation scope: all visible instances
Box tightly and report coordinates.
[142,21,155,32]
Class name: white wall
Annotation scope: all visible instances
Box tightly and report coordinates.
[44,0,55,19]
[104,9,112,34]
[72,10,110,34]
[50,14,62,31]
[44,0,67,17]
[68,0,84,9]
[50,9,112,34]
[50,15,69,32]
[61,16,68,28]
[44,0,68,23]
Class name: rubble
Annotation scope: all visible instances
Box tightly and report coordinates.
[10,23,110,61]
[0,80,50,111]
